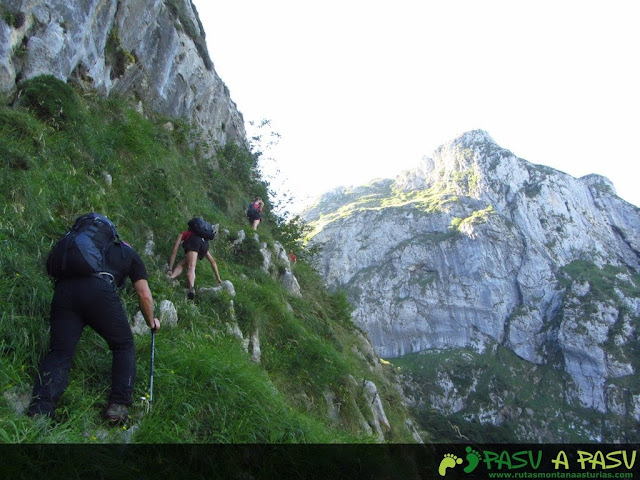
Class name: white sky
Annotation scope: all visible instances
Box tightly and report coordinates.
[192,0,640,212]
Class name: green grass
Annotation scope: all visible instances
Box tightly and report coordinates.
[559,260,640,302]
[450,205,494,231]
[0,75,415,444]
[307,185,462,243]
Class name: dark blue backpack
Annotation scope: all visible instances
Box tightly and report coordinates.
[46,213,120,279]
[188,217,216,240]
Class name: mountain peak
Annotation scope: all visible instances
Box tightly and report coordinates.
[306,128,640,442]
[450,129,496,147]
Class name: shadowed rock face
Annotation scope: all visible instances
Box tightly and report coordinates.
[306,130,640,417]
[0,0,246,149]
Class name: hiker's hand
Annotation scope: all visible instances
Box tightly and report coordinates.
[150,318,160,331]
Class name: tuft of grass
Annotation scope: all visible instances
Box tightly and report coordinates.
[16,75,84,128]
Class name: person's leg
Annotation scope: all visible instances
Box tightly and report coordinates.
[83,282,135,407]
[29,284,85,418]
[185,250,198,290]
[170,257,187,279]
[251,218,260,230]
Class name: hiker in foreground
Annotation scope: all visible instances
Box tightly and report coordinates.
[246,197,264,230]
[28,213,160,423]
[167,217,222,300]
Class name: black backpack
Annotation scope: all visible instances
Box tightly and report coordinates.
[46,213,120,279]
[187,217,216,240]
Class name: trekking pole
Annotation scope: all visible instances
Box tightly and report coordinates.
[149,328,156,411]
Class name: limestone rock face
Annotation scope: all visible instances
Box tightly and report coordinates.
[200,280,236,298]
[0,0,245,148]
[132,299,177,335]
[280,270,301,297]
[305,130,640,437]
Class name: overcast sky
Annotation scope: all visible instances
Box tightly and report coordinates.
[192,0,639,211]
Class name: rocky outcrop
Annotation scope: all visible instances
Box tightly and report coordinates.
[324,376,395,442]
[0,0,245,150]
[253,235,302,297]
[362,380,391,441]
[200,280,236,299]
[132,299,178,335]
[305,130,640,439]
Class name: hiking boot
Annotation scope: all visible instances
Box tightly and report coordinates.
[104,403,129,424]
[187,288,195,300]
[27,402,55,420]
[27,408,55,429]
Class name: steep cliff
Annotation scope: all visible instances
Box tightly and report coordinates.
[0,0,245,148]
[305,130,640,441]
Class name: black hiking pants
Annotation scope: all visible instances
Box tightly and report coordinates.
[29,277,136,417]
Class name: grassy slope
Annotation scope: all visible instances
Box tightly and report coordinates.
[0,76,414,444]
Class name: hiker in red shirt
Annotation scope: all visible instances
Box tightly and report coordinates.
[167,227,221,300]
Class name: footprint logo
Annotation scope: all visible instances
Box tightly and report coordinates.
[438,453,463,476]
[463,446,481,474]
